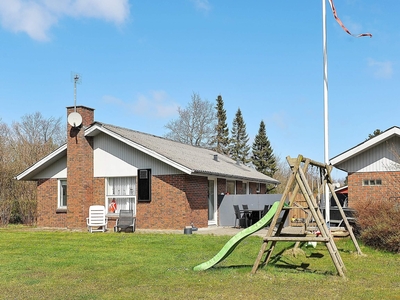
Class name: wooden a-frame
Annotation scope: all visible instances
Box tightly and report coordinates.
[251,155,362,277]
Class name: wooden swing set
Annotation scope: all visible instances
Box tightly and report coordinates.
[251,155,363,277]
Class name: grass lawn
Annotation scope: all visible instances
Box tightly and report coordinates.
[1,227,399,299]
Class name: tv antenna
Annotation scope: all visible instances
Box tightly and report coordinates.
[68,72,83,127]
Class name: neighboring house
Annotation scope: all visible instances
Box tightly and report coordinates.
[16,106,279,230]
[330,126,400,206]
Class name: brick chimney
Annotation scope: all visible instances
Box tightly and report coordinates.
[66,106,95,229]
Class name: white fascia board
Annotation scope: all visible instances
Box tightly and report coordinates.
[191,171,280,185]
[16,144,67,180]
[331,127,400,165]
[84,125,193,175]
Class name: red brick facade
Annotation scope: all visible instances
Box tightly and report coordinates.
[37,178,67,227]
[136,174,208,229]
[348,171,400,206]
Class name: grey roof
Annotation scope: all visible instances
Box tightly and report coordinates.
[330,126,400,168]
[93,122,279,184]
[17,121,280,185]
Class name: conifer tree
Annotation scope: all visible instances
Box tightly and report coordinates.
[251,120,277,178]
[229,108,250,164]
[213,95,230,155]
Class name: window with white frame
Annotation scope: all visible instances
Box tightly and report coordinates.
[242,182,248,194]
[363,179,382,186]
[106,177,136,215]
[256,182,261,193]
[58,179,67,208]
[226,180,236,195]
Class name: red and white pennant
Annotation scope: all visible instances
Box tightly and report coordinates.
[328,0,372,38]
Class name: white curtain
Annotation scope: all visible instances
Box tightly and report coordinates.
[107,177,136,214]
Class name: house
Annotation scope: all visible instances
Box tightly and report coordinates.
[16,106,279,230]
[330,126,400,206]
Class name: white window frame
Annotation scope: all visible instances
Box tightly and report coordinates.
[363,179,382,186]
[105,177,136,216]
[58,179,67,209]
[242,181,249,194]
[256,182,261,193]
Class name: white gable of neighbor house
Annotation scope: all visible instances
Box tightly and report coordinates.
[93,133,184,177]
[34,156,67,179]
[335,136,400,173]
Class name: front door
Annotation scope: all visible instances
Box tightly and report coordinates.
[208,179,217,225]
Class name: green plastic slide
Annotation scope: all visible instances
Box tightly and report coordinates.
[193,201,279,271]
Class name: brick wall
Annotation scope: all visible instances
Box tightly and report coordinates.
[184,175,208,227]
[66,106,95,229]
[217,178,226,195]
[348,171,400,206]
[136,174,208,229]
[37,178,67,227]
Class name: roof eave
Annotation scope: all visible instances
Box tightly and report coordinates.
[192,170,280,185]
[16,144,67,181]
[330,126,400,166]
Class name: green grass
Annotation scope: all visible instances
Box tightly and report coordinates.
[1,227,399,299]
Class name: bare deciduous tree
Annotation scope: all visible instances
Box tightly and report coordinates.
[164,93,216,147]
[0,112,65,226]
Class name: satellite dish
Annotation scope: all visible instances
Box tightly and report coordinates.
[68,112,82,127]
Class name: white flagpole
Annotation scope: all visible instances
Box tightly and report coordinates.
[322,0,330,225]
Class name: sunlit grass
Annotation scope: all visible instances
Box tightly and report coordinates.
[1,227,399,299]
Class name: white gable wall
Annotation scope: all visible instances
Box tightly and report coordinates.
[336,136,400,173]
[34,156,67,179]
[93,133,184,177]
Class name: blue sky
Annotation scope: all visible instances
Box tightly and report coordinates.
[0,0,398,179]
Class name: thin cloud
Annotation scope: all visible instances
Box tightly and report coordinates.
[367,58,393,79]
[191,0,211,13]
[103,91,179,119]
[270,111,289,131]
[0,0,130,41]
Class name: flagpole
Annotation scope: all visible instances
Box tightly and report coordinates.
[322,0,330,225]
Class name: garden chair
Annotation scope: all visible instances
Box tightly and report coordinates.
[242,204,253,226]
[86,205,108,233]
[114,210,136,233]
[233,205,247,228]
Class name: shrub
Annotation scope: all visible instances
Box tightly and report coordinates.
[352,198,400,253]
[0,198,13,226]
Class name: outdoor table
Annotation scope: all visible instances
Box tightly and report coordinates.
[240,209,264,228]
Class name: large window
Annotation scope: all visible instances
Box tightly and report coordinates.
[58,179,67,208]
[106,177,136,215]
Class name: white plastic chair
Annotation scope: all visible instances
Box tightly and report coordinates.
[86,205,108,233]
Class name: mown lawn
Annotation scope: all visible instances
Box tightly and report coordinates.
[1,227,399,299]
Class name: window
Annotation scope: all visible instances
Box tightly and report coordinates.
[226,180,236,195]
[138,169,151,202]
[256,182,261,193]
[241,182,248,194]
[106,177,136,215]
[363,179,382,186]
[58,179,67,208]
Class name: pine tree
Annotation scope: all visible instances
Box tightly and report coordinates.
[251,120,277,178]
[230,108,250,164]
[213,95,230,155]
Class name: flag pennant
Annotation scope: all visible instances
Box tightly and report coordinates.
[328,0,372,38]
